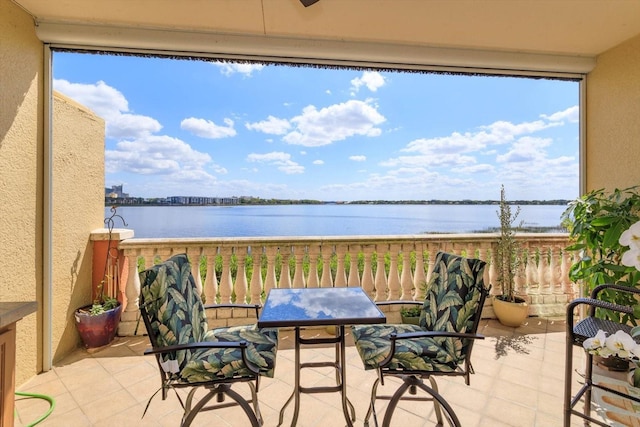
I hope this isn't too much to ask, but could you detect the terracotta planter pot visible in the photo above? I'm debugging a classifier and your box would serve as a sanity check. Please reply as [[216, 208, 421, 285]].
[[401, 315, 421, 325], [74, 303, 122, 348], [492, 296, 528, 327]]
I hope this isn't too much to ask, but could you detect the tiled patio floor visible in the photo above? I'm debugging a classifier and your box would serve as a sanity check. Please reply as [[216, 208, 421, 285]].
[[13, 318, 633, 426]]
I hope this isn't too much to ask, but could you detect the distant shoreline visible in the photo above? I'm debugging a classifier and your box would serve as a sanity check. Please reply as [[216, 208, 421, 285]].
[[106, 199, 571, 207]]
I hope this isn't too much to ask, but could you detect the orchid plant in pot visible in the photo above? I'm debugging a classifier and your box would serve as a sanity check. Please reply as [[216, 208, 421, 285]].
[[584, 219, 640, 385], [74, 207, 127, 348]]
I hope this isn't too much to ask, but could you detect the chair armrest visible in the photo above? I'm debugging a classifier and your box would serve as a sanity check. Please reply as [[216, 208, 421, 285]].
[[144, 340, 248, 356], [204, 303, 262, 318], [567, 296, 640, 328], [375, 300, 422, 307]]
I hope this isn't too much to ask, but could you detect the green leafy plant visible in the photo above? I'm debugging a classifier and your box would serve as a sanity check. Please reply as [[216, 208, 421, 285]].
[[561, 186, 640, 322], [400, 305, 422, 317], [494, 185, 524, 302]]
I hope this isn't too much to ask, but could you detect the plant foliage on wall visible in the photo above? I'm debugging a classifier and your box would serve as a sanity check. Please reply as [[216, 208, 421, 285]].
[[561, 186, 640, 322]]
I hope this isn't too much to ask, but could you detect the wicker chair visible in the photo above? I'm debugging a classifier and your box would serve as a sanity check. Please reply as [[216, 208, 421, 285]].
[[564, 283, 640, 427]]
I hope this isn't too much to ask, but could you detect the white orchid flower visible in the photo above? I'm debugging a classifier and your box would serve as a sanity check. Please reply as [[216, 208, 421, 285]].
[[583, 330, 608, 352], [621, 248, 640, 271], [631, 344, 640, 360], [605, 330, 638, 359], [619, 220, 640, 250]]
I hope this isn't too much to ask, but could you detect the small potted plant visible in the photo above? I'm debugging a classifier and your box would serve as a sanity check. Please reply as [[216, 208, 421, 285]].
[[74, 207, 126, 348], [492, 185, 529, 327], [400, 305, 422, 325]]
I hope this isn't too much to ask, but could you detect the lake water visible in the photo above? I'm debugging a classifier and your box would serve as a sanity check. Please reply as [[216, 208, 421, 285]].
[[109, 204, 568, 238]]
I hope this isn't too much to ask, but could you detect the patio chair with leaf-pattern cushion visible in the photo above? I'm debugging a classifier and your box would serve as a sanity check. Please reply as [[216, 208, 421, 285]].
[[352, 251, 490, 427], [139, 253, 278, 427]]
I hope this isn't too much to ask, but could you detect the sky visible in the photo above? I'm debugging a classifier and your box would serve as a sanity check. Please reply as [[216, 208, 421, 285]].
[[52, 52, 580, 202]]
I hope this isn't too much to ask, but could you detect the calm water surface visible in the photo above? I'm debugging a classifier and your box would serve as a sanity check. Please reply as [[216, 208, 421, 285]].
[[110, 204, 567, 238]]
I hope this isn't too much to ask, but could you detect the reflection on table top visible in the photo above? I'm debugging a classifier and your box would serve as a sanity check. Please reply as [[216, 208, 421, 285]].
[[257, 287, 386, 328]]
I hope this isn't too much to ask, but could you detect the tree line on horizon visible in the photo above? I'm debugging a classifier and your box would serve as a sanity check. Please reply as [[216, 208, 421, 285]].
[[106, 196, 571, 207]]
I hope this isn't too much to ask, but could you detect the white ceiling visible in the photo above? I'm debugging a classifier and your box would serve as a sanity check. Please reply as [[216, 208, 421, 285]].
[[13, 0, 640, 73]]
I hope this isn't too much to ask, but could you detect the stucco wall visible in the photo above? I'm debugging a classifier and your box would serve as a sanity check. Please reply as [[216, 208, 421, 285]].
[[0, 0, 43, 385], [1, 0, 106, 385], [52, 92, 105, 362], [586, 33, 640, 191]]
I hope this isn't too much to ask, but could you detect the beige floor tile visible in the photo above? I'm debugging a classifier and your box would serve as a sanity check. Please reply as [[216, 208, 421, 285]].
[[15, 318, 639, 426]]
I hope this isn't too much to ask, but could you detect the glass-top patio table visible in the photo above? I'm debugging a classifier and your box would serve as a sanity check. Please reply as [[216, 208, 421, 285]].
[[258, 287, 386, 426]]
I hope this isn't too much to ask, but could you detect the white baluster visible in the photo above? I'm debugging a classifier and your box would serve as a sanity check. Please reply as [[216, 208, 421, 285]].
[[187, 248, 203, 298], [540, 247, 551, 294], [219, 246, 233, 304], [236, 247, 249, 304], [203, 247, 218, 304], [292, 245, 306, 288], [279, 246, 292, 289], [347, 244, 361, 289], [264, 245, 278, 294], [334, 244, 348, 287], [249, 246, 263, 304], [119, 249, 141, 336], [361, 245, 375, 299], [400, 243, 414, 300], [374, 244, 388, 301], [413, 244, 427, 300], [320, 245, 334, 288], [307, 244, 320, 288], [386, 244, 399, 300]]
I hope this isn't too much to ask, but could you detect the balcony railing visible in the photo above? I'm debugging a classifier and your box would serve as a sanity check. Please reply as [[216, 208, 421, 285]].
[[101, 232, 574, 335]]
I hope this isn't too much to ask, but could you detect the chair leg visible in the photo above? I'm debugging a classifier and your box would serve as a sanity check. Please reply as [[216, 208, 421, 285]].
[[564, 337, 573, 427], [181, 384, 261, 427], [248, 380, 263, 425], [583, 352, 594, 423], [428, 377, 443, 425], [381, 375, 461, 427], [364, 377, 381, 427]]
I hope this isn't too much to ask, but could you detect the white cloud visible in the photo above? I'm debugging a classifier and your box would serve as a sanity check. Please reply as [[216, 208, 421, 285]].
[[351, 71, 386, 93], [282, 100, 386, 147], [349, 155, 366, 162], [496, 137, 552, 163], [541, 105, 579, 123], [313, 160, 324, 165], [106, 134, 213, 177], [245, 116, 291, 135], [452, 164, 495, 174], [246, 152, 304, 174], [398, 119, 553, 158], [53, 79, 162, 139], [181, 117, 236, 139], [213, 165, 228, 174], [214, 62, 264, 77]]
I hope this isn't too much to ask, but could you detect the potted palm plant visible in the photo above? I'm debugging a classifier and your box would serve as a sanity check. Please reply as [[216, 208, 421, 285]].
[[492, 185, 529, 327], [74, 207, 126, 348]]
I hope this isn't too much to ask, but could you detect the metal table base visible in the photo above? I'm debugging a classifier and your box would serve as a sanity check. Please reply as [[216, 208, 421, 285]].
[[278, 325, 356, 426]]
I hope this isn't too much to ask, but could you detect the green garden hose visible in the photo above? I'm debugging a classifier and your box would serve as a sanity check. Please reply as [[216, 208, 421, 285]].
[[14, 391, 56, 426]]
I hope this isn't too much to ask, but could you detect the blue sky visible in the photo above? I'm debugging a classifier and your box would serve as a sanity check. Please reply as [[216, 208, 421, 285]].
[[53, 52, 579, 202]]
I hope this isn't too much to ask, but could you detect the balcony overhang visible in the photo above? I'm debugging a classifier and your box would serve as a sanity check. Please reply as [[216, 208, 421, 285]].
[[36, 21, 594, 78]]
